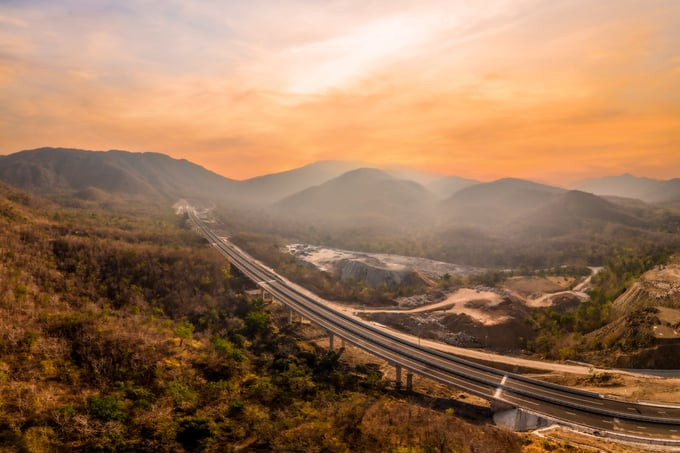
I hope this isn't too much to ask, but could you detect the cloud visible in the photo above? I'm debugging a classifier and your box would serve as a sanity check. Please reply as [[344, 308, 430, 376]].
[[0, 0, 679, 182]]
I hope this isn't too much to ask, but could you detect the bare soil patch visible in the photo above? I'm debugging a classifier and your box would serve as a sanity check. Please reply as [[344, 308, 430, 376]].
[[505, 276, 572, 299], [367, 287, 507, 325]]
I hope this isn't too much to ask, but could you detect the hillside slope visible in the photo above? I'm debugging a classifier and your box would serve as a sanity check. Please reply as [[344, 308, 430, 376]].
[[611, 262, 680, 317], [274, 168, 437, 227], [0, 184, 526, 451], [238, 160, 364, 205], [442, 178, 565, 225], [509, 190, 649, 238], [576, 174, 680, 206], [0, 147, 238, 202]]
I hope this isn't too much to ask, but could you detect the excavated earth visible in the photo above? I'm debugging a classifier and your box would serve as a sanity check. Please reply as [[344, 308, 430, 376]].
[[286, 244, 598, 352], [583, 262, 680, 368]]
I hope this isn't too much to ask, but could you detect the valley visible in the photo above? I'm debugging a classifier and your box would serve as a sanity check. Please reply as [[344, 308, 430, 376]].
[[1, 147, 679, 451]]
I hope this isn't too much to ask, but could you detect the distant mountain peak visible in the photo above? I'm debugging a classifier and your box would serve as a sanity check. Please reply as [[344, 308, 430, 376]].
[[272, 166, 435, 227], [576, 174, 680, 205], [334, 167, 392, 181]]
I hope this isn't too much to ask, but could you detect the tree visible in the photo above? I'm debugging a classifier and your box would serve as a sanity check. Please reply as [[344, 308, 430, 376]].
[[174, 320, 195, 347]]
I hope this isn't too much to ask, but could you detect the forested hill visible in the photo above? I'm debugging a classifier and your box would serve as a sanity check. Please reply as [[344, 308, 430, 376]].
[[0, 184, 527, 451], [0, 147, 238, 202]]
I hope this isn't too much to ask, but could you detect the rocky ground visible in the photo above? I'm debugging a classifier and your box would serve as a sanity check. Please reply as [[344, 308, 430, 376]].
[[610, 263, 680, 340], [286, 243, 481, 286], [355, 277, 587, 351], [576, 261, 680, 368], [357, 286, 532, 349]]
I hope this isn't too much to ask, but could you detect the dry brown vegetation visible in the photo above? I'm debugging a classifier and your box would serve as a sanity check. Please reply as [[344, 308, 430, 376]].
[[0, 186, 536, 452]]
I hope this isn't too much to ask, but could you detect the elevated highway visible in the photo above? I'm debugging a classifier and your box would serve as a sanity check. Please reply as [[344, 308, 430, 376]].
[[187, 208, 680, 445]]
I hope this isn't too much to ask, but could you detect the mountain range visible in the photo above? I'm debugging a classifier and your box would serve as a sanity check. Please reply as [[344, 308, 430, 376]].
[[0, 148, 678, 248], [576, 174, 680, 207]]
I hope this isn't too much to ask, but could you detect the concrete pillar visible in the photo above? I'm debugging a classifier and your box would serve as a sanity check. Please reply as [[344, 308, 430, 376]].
[[406, 372, 413, 392], [341, 338, 345, 349], [395, 365, 402, 390], [493, 408, 548, 431], [260, 288, 265, 299], [288, 308, 293, 325], [329, 333, 335, 351]]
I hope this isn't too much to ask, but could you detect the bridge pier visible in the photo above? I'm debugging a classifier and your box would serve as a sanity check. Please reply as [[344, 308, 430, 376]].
[[329, 333, 335, 351], [288, 308, 293, 325], [406, 372, 413, 392], [493, 407, 549, 431], [395, 365, 402, 390]]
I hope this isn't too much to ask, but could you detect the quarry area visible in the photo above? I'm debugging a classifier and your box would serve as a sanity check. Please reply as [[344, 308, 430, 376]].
[[286, 243, 601, 350], [286, 243, 481, 287], [357, 277, 588, 350]]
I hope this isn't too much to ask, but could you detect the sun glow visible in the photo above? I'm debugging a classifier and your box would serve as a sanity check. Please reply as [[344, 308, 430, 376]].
[[1, 1, 679, 182]]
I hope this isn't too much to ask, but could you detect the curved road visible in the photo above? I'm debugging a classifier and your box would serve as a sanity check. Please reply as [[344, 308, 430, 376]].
[[187, 208, 680, 445]]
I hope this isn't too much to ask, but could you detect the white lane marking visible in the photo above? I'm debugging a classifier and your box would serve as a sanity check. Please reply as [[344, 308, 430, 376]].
[[565, 411, 576, 416], [507, 379, 605, 405], [600, 419, 613, 424], [636, 426, 647, 430], [494, 375, 508, 398]]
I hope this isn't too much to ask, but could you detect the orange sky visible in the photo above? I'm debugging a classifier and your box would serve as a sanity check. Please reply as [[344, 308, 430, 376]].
[[1, 0, 679, 184]]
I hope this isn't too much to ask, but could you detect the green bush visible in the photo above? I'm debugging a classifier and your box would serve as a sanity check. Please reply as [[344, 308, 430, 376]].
[[88, 395, 126, 422], [212, 336, 246, 362], [244, 310, 270, 334]]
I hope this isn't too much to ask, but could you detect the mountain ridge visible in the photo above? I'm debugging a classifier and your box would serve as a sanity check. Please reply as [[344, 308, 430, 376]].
[[441, 178, 567, 226], [238, 160, 366, 205], [273, 167, 437, 227], [0, 147, 238, 202], [575, 174, 680, 206], [1, 147, 677, 239]]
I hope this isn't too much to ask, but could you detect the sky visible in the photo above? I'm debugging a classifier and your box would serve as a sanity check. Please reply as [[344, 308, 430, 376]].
[[1, 0, 679, 184]]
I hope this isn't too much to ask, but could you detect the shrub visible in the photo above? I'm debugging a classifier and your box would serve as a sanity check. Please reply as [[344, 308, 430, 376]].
[[244, 311, 270, 334], [88, 395, 126, 422]]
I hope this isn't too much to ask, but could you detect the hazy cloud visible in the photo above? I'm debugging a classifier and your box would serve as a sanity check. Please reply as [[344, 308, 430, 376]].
[[1, 0, 679, 182]]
